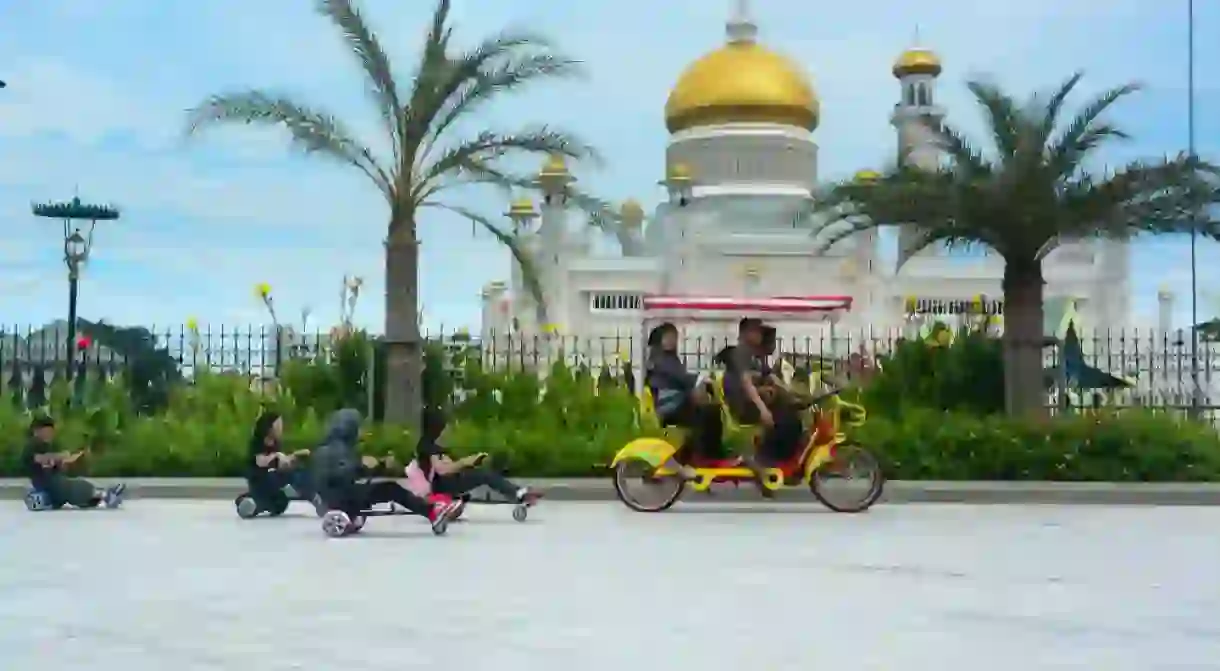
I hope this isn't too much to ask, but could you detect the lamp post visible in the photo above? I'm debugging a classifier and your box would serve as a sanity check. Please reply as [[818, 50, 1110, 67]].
[[1187, 0, 1200, 412], [31, 197, 120, 379]]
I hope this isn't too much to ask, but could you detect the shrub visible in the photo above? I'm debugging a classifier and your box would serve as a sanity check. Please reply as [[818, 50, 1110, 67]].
[[862, 322, 1005, 416], [0, 372, 417, 478], [856, 407, 1220, 481], [3, 349, 1218, 483], [280, 331, 473, 421]]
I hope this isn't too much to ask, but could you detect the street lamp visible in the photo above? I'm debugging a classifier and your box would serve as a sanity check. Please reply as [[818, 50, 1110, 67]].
[[65, 231, 87, 265], [31, 196, 120, 379], [1187, 0, 1200, 413]]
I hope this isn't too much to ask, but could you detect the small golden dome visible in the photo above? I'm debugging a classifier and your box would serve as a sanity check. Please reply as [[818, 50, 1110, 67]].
[[665, 43, 818, 133], [620, 199, 645, 228], [893, 48, 942, 78], [538, 154, 569, 179], [854, 169, 881, 183], [666, 162, 694, 183], [506, 197, 537, 220]]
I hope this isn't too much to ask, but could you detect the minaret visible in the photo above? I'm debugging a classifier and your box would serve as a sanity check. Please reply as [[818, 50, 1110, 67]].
[[890, 39, 944, 262]]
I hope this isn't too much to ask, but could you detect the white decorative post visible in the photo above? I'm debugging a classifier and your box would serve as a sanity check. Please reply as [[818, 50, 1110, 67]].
[[1158, 287, 1175, 336], [658, 163, 696, 294], [505, 196, 540, 332], [535, 155, 573, 333]]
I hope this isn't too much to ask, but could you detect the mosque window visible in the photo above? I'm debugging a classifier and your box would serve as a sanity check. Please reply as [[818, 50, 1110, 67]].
[[903, 85, 915, 106], [916, 84, 930, 106], [589, 292, 642, 313]]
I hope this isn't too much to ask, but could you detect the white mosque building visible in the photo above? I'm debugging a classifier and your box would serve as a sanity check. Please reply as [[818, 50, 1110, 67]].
[[478, 0, 1131, 352]]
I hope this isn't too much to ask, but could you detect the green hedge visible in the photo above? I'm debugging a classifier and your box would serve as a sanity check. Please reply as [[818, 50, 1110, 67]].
[[860, 408, 1220, 482], [1, 336, 1219, 481]]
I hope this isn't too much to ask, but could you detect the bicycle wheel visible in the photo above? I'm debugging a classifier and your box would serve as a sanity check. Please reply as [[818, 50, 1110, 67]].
[[810, 442, 884, 513], [612, 457, 685, 512]]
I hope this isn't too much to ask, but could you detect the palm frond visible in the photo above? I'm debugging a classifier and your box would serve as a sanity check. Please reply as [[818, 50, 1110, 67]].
[[316, 0, 406, 166], [1060, 153, 1220, 238], [965, 79, 1022, 158], [184, 91, 393, 198], [421, 201, 547, 320], [896, 226, 994, 270], [929, 122, 991, 175], [806, 165, 1007, 265], [414, 127, 598, 200], [402, 0, 459, 159], [418, 48, 583, 168], [1047, 81, 1142, 179], [1034, 71, 1084, 147]]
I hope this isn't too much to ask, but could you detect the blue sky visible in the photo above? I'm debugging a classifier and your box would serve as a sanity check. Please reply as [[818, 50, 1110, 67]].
[[0, 0, 1216, 333]]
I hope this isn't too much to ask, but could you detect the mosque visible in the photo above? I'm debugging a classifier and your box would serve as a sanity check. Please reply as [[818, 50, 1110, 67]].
[[478, 0, 1131, 350]]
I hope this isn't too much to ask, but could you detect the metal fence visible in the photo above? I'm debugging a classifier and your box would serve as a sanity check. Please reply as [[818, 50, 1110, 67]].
[[2, 322, 1217, 416]]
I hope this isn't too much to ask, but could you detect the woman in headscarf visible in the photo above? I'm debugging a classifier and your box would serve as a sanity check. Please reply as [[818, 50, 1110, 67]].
[[646, 323, 723, 475]]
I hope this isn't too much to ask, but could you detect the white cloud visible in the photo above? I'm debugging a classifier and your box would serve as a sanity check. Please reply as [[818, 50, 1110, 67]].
[[0, 60, 176, 148]]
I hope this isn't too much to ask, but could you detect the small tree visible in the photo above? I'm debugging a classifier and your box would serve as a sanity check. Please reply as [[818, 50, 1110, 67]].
[[807, 73, 1220, 416]]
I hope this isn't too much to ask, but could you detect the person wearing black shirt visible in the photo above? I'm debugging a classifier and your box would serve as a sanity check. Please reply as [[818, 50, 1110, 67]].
[[719, 318, 792, 496], [417, 406, 543, 506], [23, 415, 125, 508], [645, 322, 724, 475], [312, 408, 460, 533], [246, 411, 311, 505]]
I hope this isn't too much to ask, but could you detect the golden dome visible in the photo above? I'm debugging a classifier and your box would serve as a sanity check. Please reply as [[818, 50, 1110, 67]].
[[666, 162, 694, 183], [854, 169, 881, 183], [538, 155, 569, 179], [506, 197, 537, 220], [893, 48, 942, 78], [665, 42, 818, 133], [620, 199, 645, 228]]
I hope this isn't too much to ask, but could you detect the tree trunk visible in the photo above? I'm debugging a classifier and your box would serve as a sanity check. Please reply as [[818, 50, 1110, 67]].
[[384, 225, 422, 429], [1001, 258, 1048, 418]]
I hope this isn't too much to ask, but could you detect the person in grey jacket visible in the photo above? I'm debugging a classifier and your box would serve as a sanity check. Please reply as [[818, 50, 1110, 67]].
[[313, 408, 459, 533], [645, 323, 723, 475]]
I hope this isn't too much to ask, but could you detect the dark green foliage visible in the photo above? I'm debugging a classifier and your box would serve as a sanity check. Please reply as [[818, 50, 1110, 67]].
[[279, 331, 471, 421], [858, 408, 1220, 482], [862, 323, 1005, 415], [79, 320, 181, 413]]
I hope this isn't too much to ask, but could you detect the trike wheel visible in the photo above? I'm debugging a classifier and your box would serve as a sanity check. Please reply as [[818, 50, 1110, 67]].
[[612, 457, 685, 513], [266, 490, 291, 517], [810, 442, 884, 513]]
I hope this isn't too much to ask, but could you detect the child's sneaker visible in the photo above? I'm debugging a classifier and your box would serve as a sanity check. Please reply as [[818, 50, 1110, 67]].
[[428, 500, 461, 533], [517, 489, 544, 506], [104, 483, 127, 508]]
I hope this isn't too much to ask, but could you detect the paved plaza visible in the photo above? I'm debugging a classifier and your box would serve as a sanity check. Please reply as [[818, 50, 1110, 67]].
[[2, 500, 1219, 670]]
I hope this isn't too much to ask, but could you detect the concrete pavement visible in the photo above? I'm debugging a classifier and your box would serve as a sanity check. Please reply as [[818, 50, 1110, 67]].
[[2, 501, 1219, 670], [3, 477, 1220, 505]]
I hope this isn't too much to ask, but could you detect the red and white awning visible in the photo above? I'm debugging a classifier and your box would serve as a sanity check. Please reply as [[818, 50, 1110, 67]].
[[642, 295, 853, 317]]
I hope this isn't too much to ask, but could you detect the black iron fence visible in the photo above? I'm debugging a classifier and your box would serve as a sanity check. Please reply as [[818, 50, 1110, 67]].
[[2, 322, 1217, 417]]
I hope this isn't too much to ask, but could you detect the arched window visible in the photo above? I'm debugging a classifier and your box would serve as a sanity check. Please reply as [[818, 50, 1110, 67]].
[[916, 84, 930, 106], [903, 84, 915, 106]]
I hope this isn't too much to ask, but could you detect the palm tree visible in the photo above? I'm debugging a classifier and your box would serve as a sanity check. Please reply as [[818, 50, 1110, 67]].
[[807, 73, 1220, 417], [186, 0, 612, 425]]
